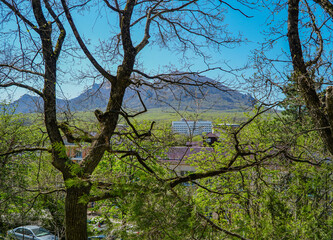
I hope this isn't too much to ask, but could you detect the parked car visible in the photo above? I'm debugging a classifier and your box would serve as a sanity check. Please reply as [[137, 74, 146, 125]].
[[7, 225, 58, 240], [88, 235, 105, 239]]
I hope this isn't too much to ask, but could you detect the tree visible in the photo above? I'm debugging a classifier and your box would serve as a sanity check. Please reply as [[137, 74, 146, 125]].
[[0, 1, 252, 239], [238, 0, 333, 237], [189, 113, 332, 239], [285, 0, 333, 161], [250, 0, 333, 153]]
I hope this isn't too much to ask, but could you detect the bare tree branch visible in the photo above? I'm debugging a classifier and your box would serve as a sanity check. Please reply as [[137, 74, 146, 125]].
[[43, 0, 66, 60], [102, 0, 123, 14], [304, 0, 324, 67], [0, 0, 40, 33], [219, 0, 253, 18], [0, 64, 44, 77], [0, 81, 44, 97], [313, 0, 333, 18], [169, 150, 281, 188], [61, 0, 116, 82], [0, 147, 51, 157]]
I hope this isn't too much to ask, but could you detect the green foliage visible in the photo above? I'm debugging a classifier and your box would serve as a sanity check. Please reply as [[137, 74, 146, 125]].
[[0, 103, 65, 235], [2, 101, 331, 240], [52, 142, 68, 159], [0, 104, 31, 228], [188, 109, 332, 239], [87, 120, 227, 239]]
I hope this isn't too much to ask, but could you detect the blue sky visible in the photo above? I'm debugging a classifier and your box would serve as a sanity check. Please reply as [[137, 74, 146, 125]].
[[0, 1, 289, 102]]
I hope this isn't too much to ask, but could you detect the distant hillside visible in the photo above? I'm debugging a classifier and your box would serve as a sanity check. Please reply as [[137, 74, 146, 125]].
[[11, 94, 67, 114], [11, 74, 255, 113]]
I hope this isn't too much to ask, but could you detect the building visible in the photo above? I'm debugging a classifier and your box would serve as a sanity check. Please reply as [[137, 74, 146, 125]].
[[160, 146, 214, 175], [172, 119, 212, 135], [64, 141, 87, 163], [64, 125, 128, 164], [160, 133, 220, 175]]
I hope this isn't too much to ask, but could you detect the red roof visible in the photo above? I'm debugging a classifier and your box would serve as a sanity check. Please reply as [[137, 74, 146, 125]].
[[206, 133, 218, 138], [164, 146, 214, 161]]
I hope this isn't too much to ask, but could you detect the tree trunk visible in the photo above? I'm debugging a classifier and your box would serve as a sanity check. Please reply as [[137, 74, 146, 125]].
[[65, 186, 90, 240], [287, 0, 333, 155]]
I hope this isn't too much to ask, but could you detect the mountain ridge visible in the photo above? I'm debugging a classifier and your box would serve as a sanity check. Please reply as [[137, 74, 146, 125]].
[[10, 75, 255, 113]]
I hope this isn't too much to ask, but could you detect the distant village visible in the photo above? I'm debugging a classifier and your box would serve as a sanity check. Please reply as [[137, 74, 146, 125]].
[[65, 119, 240, 177]]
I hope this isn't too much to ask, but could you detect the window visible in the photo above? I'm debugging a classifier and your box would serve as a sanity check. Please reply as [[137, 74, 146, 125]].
[[15, 228, 25, 234], [74, 151, 82, 158], [180, 171, 188, 176], [31, 227, 50, 237], [15, 228, 33, 236], [23, 229, 33, 236]]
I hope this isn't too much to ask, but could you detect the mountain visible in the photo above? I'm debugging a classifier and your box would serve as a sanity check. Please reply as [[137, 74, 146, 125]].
[[11, 94, 67, 114], [11, 75, 255, 113]]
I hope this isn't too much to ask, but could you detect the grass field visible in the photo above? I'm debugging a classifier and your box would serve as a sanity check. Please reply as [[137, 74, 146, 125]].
[[68, 108, 252, 124], [18, 108, 276, 130]]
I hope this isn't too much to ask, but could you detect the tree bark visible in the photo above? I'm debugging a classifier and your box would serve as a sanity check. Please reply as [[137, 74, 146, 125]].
[[65, 186, 90, 240], [287, 0, 333, 155], [31, 2, 89, 240]]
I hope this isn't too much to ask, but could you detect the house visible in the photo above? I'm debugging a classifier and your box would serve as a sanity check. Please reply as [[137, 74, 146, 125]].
[[64, 141, 88, 163], [161, 146, 215, 174], [64, 125, 128, 163], [160, 132, 221, 175]]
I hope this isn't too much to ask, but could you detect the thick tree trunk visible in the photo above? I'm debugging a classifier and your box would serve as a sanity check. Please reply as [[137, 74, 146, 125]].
[[65, 186, 90, 240], [287, 0, 333, 155]]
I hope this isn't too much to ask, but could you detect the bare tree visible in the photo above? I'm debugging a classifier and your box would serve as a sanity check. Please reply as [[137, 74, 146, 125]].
[[246, 0, 333, 155], [287, 0, 333, 156]]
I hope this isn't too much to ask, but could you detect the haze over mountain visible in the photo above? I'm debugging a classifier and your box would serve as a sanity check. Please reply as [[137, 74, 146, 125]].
[[10, 75, 255, 113]]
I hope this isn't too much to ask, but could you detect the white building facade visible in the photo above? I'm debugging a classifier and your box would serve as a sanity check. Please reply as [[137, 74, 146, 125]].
[[172, 119, 212, 135]]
